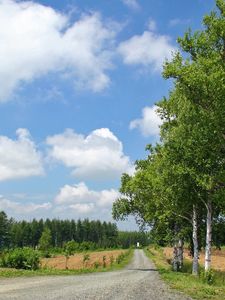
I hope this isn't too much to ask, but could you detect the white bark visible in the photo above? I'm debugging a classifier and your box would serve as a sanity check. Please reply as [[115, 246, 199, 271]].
[[177, 238, 183, 270], [173, 243, 178, 272], [205, 199, 212, 271], [192, 204, 199, 275]]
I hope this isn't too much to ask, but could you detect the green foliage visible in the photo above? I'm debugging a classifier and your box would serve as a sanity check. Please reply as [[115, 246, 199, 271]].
[[0, 211, 148, 253], [0, 211, 10, 249], [93, 261, 100, 269], [109, 255, 114, 266], [0, 212, 121, 251], [79, 241, 97, 251], [0, 247, 40, 270], [38, 227, 52, 257], [116, 252, 126, 264], [64, 240, 79, 255], [82, 253, 90, 267], [200, 269, 215, 285], [102, 255, 106, 268]]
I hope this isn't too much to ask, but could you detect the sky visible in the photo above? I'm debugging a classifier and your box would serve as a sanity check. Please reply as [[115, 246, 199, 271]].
[[0, 0, 216, 230]]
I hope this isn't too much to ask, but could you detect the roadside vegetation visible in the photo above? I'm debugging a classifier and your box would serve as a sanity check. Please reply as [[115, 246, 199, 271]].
[[144, 246, 225, 300], [0, 247, 133, 277]]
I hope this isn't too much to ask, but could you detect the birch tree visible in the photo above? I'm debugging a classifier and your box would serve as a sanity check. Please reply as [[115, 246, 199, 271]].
[[160, 0, 225, 271], [112, 145, 199, 273]]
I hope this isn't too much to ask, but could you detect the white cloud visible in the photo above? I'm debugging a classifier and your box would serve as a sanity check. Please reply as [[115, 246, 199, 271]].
[[122, 0, 140, 10], [0, 183, 119, 219], [0, 196, 51, 215], [98, 189, 119, 207], [0, 128, 44, 181], [0, 0, 117, 102], [147, 18, 157, 31], [118, 30, 175, 71], [69, 203, 95, 214], [54, 182, 119, 215], [46, 128, 133, 180], [130, 105, 162, 137], [55, 182, 96, 205]]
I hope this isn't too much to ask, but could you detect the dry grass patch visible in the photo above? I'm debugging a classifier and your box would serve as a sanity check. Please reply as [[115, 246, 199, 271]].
[[41, 249, 127, 270], [163, 247, 225, 271]]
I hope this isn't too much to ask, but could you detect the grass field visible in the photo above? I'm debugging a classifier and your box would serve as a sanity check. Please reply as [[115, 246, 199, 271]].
[[145, 246, 225, 300]]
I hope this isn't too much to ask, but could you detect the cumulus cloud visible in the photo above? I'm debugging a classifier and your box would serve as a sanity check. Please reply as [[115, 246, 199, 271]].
[[122, 0, 140, 10], [118, 30, 175, 71], [54, 182, 119, 215], [0, 0, 117, 102], [130, 105, 162, 137], [46, 128, 133, 180], [0, 182, 119, 219], [0, 128, 44, 181], [0, 195, 51, 216]]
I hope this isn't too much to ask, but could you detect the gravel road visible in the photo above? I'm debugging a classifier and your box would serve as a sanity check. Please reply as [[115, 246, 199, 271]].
[[0, 249, 192, 300]]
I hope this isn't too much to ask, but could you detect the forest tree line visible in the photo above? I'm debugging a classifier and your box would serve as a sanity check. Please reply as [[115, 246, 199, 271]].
[[0, 211, 148, 250]]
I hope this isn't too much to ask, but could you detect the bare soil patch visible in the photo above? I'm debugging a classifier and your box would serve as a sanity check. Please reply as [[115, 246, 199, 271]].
[[163, 247, 225, 271], [41, 249, 126, 270]]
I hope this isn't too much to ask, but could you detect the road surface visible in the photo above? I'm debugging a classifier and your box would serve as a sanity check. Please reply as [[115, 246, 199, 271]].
[[0, 249, 192, 300]]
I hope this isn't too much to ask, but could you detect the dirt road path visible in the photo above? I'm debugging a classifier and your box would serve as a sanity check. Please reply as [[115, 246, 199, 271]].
[[0, 250, 192, 300]]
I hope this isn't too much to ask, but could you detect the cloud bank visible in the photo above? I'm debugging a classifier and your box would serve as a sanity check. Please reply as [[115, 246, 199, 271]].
[[46, 128, 134, 180], [0, 183, 120, 220], [0, 195, 51, 217], [54, 182, 119, 215], [0, 0, 116, 101]]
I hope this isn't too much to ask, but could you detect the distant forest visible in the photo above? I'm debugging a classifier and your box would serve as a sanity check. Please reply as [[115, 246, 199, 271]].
[[0, 211, 149, 250]]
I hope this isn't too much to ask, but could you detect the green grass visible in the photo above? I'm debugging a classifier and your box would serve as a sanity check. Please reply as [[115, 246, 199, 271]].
[[144, 246, 225, 300], [0, 249, 134, 278]]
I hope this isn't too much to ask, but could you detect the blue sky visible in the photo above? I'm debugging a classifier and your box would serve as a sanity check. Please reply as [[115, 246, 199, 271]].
[[0, 0, 215, 229]]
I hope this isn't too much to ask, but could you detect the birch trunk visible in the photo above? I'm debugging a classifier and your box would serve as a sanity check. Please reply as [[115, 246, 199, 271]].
[[205, 199, 212, 271], [192, 204, 199, 275], [173, 242, 178, 272], [177, 238, 183, 270]]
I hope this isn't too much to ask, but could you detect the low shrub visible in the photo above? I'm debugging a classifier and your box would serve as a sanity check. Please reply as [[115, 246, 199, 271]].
[[41, 251, 51, 258], [93, 261, 100, 269], [64, 240, 79, 254], [200, 269, 215, 285], [110, 255, 114, 266], [102, 255, 106, 268], [79, 241, 97, 251], [0, 248, 40, 270], [116, 253, 126, 264], [83, 253, 90, 267]]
